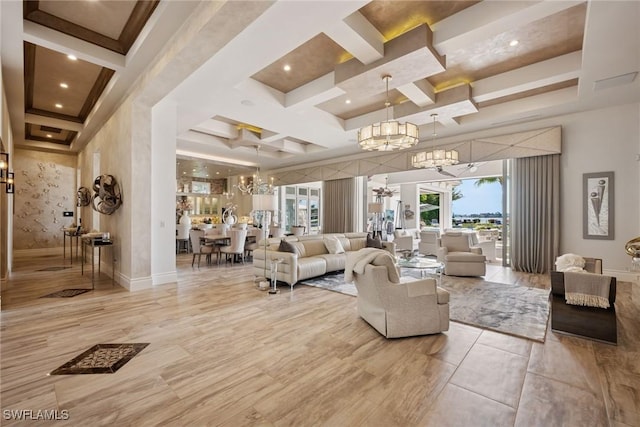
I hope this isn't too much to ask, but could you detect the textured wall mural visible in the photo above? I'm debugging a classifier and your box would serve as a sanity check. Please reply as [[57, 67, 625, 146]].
[[13, 149, 76, 250]]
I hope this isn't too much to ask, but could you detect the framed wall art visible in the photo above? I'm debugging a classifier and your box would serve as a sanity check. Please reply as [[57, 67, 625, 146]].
[[583, 171, 614, 240]]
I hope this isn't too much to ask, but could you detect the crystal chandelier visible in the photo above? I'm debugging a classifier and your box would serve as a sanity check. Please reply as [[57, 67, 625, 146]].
[[358, 75, 419, 151], [411, 113, 459, 168], [235, 145, 274, 195]]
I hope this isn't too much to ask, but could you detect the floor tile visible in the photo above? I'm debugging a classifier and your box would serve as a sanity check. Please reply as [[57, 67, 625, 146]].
[[528, 337, 602, 395], [450, 342, 529, 408], [413, 321, 481, 366], [477, 329, 533, 357], [419, 383, 516, 427], [515, 373, 608, 427]]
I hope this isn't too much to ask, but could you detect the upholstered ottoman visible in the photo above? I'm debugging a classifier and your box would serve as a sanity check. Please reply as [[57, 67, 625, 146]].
[[443, 253, 486, 276]]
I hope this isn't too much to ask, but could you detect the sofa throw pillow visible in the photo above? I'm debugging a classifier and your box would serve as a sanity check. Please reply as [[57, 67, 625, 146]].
[[278, 239, 298, 255], [366, 234, 383, 249], [323, 236, 345, 254]]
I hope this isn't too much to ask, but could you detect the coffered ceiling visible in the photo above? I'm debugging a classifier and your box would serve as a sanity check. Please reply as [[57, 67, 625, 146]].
[[171, 0, 639, 171], [1, 0, 198, 151], [2, 1, 639, 177], [17, 1, 159, 147]]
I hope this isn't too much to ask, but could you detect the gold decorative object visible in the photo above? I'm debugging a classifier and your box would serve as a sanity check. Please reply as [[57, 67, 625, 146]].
[[624, 236, 640, 257], [624, 236, 640, 271], [76, 187, 91, 207], [92, 174, 122, 215]]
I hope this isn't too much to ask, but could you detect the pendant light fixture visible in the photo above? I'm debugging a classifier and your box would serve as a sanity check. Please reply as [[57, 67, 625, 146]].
[[357, 75, 419, 151]]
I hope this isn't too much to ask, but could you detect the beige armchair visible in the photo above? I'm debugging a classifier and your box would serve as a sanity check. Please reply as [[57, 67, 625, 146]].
[[418, 230, 440, 256], [437, 233, 486, 276], [393, 228, 420, 252], [346, 249, 449, 338]]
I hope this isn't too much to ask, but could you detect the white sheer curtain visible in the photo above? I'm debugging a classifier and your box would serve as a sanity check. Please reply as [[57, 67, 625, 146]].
[[323, 178, 356, 233], [511, 154, 560, 273]]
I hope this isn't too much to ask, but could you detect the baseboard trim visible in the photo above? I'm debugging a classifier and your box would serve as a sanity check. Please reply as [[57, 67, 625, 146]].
[[14, 247, 64, 257], [153, 271, 178, 286], [119, 274, 153, 291], [603, 268, 640, 283]]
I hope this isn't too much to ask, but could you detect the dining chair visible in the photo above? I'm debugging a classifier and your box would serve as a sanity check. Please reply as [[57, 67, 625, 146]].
[[219, 229, 248, 265], [176, 224, 191, 253], [189, 229, 215, 267]]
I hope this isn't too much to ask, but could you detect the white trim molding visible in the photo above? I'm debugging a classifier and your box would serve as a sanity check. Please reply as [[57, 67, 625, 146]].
[[153, 271, 178, 286]]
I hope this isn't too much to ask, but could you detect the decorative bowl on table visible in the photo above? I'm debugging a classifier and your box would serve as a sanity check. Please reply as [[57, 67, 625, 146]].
[[397, 250, 416, 261]]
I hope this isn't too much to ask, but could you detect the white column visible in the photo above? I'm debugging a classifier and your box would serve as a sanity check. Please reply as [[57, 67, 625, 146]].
[[440, 187, 453, 230], [400, 183, 420, 229], [151, 99, 178, 286]]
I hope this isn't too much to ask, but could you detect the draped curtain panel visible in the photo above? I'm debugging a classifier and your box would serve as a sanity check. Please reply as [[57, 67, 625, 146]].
[[511, 154, 560, 273], [323, 178, 356, 233]]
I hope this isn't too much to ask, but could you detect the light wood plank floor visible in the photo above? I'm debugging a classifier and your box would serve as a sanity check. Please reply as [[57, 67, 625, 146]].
[[1, 252, 639, 426]]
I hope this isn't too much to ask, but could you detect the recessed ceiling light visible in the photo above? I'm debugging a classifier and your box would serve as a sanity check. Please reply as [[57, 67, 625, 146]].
[[46, 134, 52, 138], [509, 40, 519, 47], [216, 171, 219, 175], [60, 83, 68, 89], [283, 64, 291, 72], [55, 103, 63, 108], [67, 54, 77, 61], [345, 99, 351, 104], [183, 171, 186, 175]]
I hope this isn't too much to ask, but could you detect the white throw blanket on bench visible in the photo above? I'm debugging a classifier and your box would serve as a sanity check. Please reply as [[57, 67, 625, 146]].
[[564, 271, 611, 309]]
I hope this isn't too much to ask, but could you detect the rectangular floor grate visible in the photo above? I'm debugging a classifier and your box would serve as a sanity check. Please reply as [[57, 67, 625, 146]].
[[49, 343, 150, 375], [36, 266, 72, 271], [41, 289, 90, 298]]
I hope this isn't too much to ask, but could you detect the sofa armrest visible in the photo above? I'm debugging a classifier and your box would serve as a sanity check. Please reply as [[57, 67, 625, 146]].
[[470, 246, 483, 255], [382, 241, 396, 256], [401, 277, 437, 298], [253, 249, 297, 263], [436, 247, 448, 262], [253, 249, 299, 284]]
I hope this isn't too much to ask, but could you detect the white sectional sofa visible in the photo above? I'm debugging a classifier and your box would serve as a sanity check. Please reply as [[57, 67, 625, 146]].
[[252, 232, 396, 289]]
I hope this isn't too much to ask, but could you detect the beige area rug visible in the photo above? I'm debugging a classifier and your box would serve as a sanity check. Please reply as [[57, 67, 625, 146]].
[[300, 271, 550, 342]]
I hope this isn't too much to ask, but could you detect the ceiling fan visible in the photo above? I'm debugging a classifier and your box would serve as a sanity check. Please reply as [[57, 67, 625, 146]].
[[434, 162, 482, 178], [434, 165, 457, 177], [372, 176, 397, 197]]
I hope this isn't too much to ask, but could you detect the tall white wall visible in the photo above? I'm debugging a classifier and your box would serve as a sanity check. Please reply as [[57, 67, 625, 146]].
[[0, 61, 13, 284], [151, 100, 178, 285], [558, 102, 640, 276], [77, 99, 136, 287]]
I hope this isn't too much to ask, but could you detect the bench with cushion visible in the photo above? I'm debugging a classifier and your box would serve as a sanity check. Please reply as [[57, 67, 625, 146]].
[[550, 257, 617, 344]]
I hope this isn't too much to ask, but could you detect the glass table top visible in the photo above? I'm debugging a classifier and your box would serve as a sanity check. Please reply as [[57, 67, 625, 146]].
[[396, 257, 443, 269]]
